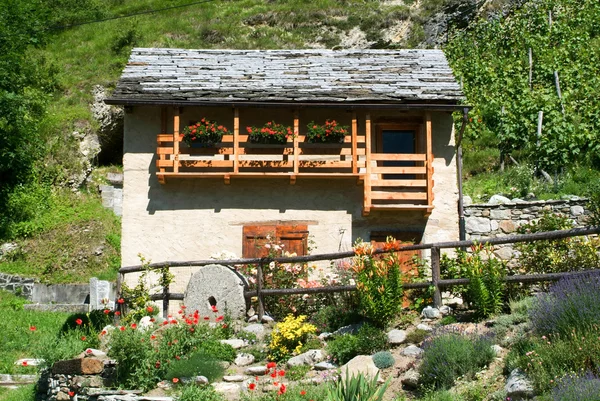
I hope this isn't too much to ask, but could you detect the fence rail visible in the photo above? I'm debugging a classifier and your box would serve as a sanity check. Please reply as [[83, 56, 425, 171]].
[[117, 226, 600, 319]]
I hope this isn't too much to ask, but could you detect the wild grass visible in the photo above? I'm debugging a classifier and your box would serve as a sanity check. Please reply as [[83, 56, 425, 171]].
[[0, 291, 73, 374], [0, 188, 120, 283], [0, 385, 36, 401]]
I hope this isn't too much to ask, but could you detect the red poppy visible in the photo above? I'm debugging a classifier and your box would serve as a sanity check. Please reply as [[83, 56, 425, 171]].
[[266, 362, 277, 369], [100, 330, 107, 336], [22, 361, 28, 367], [300, 390, 306, 396], [204, 316, 210, 321], [103, 309, 110, 314], [278, 383, 286, 395], [86, 349, 93, 354], [172, 378, 179, 383], [146, 306, 153, 313], [115, 311, 121, 316], [211, 305, 218, 313], [278, 370, 285, 377], [81, 336, 86, 341], [216, 315, 224, 322], [117, 298, 125, 304], [119, 326, 125, 331], [29, 326, 36, 331], [68, 391, 75, 397], [155, 361, 161, 368], [248, 383, 256, 391], [131, 323, 137, 329], [75, 318, 83, 325], [270, 372, 277, 378]]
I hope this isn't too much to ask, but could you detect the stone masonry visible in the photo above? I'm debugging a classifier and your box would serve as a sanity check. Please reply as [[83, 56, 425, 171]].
[[464, 198, 591, 262]]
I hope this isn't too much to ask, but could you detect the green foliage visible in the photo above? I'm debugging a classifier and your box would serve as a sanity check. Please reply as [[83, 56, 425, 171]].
[[353, 238, 404, 328], [372, 351, 395, 369], [587, 180, 600, 226], [285, 364, 311, 381], [419, 332, 495, 391], [177, 384, 225, 401], [406, 329, 430, 344], [164, 351, 224, 383], [0, 384, 36, 401], [445, 0, 600, 172], [268, 315, 317, 361], [326, 324, 388, 365], [326, 372, 389, 401], [309, 304, 362, 334], [515, 212, 600, 274], [514, 327, 600, 394], [439, 316, 458, 326], [441, 245, 506, 319]]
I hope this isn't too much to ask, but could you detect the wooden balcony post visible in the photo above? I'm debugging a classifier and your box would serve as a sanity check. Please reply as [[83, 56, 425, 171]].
[[234, 107, 240, 174], [293, 110, 299, 182], [363, 113, 372, 216], [352, 111, 358, 174], [425, 113, 433, 206], [159, 107, 167, 174], [173, 107, 181, 174]]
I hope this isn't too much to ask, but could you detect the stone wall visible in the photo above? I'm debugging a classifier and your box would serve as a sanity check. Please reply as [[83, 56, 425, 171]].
[[464, 198, 591, 261], [0, 273, 35, 299]]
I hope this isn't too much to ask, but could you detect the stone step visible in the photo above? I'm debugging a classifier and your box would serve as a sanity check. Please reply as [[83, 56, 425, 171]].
[[23, 303, 89, 313]]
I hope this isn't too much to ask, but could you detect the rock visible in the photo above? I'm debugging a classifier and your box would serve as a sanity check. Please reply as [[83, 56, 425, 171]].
[[212, 382, 241, 397], [245, 366, 267, 375], [512, 198, 525, 203], [387, 329, 407, 345], [138, 316, 153, 332], [571, 205, 585, 216], [72, 375, 104, 388], [489, 194, 512, 205], [56, 391, 71, 401], [184, 264, 248, 320], [0, 242, 18, 258], [220, 339, 246, 349], [499, 220, 516, 233], [77, 349, 107, 360], [463, 195, 472, 206], [52, 358, 103, 375], [314, 362, 337, 371], [14, 358, 44, 366], [505, 369, 534, 400], [223, 375, 247, 382], [334, 323, 362, 336], [340, 355, 379, 380], [491, 345, 503, 356], [247, 315, 258, 323], [91, 85, 124, 165], [416, 324, 433, 332], [402, 345, 424, 357], [421, 306, 440, 319], [465, 217, 491, 233], [439, 305, 452, 315], [318, 332, 332, 340], [195, 376, 209, 385], [243, 324, 265, 339], [234, 353, 255, 367], [490, 209, 511, 220], [287, 350, 324, 367], [261, 315, 274, 323], [494, 247, 513, 260], [490, 220, 499, 231], [400, 368, 420, 389]]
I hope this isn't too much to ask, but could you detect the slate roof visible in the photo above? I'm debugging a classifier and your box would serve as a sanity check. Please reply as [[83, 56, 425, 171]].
[[105, 48, 464, 106]]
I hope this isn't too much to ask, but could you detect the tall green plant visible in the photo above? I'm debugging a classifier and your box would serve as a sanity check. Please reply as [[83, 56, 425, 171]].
[[352, 238, 404, 328], [327, 371, 389, 401], [441, 244, 506, 319]]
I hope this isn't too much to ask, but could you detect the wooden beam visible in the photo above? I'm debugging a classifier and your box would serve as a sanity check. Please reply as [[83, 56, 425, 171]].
[[173, 107, 181, 174], [425, 112, 433, 207], [364, 113, 372, 216], [371, 179, 427, 187], [371, 166, 427, 174], [352, 111, 358, 174], [371, 153, 427, 161], [293, 110, 299, 176], [371, 191, 428, 201], [233, 108, 240, 174], [160, 107, 167, 174]]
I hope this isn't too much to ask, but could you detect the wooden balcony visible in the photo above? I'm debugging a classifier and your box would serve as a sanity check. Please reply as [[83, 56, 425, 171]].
[[156, 111, 434, 215]]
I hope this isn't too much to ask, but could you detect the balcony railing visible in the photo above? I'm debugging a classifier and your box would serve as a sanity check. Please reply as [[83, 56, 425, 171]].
[[155, 111, 434, 215]]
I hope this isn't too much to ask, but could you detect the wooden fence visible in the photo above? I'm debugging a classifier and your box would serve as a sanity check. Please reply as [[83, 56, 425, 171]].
[[117, 226, 600, 319]]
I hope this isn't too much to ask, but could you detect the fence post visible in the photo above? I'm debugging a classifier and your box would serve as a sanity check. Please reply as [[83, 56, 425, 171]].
[[431, 246, 442, 307], [256, 262, 265, 321], [162, 268, 169, 320]]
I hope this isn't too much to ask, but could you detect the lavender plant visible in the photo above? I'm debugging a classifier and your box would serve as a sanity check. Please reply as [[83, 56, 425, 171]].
[[529, 270, 600, 337], [551, 371, 600, 401]]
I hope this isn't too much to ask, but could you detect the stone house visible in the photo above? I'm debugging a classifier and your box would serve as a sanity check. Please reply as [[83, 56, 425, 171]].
[[106, 48, 465, 292]]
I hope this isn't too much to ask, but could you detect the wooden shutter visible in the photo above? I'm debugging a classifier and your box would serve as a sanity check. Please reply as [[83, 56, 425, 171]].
[[277, 225, 308, 256], [370, 231, 422, 275], [242, 224, 308, 258]]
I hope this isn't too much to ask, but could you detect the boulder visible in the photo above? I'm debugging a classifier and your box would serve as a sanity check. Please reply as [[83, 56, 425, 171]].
[[52, 358, 103, 375], [340, 355, 379, 380], [416, 324, 433, 332], [314, 362, 337, 371], [387, 329, 407, 345], [421, 306, 440, 319], [465, 217, 491, 234], [234, 353, 255, 367], [402, 345, 424, 357], [184, 264, 248, 320], [245, 366, 267, 375], [287, 349, 324, 367], [439, 305, 452, 316], [400, 369, 420, 389], [505, 369, 534, 400], [223, 375, 247, 382], [242, 324, 265, 340], [220, 339, 246, 349], [489, 195, 512, 205]]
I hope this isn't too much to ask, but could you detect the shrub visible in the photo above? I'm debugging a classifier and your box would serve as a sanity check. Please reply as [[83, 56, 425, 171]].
[[406, 328, 430, 344], [372, 351, 395, 369], [419, 331, 495, 391], [268, 315, 317, 361], [441, 244, 506, 319], [310, 304, 362, 334], [529, 270, 600, 337], [164, 351, 224, 383], [326, 372, 389, 401], [551, 371, 600, 401], [326, 324, 388, 365], [197, 340, 236, 363], [439, 316, 457, 326], [353, 238, 404, 328], [515, 212, 600, 274]]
